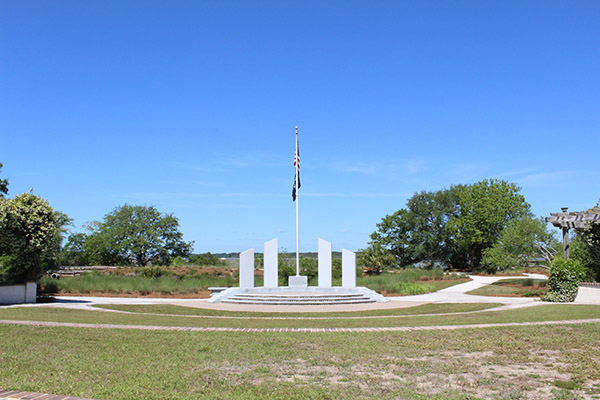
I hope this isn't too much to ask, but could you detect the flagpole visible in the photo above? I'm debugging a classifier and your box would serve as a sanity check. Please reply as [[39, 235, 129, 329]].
[[295, 126, 300, 277]]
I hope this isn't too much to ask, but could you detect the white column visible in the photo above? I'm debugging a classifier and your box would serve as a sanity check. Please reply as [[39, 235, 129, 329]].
[[318, 238, 332, 288], [342, 248, 356, 288], [264, 238, 278, 287], [239, 248, 255, 288]]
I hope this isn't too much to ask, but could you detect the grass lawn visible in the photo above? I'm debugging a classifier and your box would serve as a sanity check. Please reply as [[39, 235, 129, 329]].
[[0, 304, 598, 329], [467, 278, 548, 298], [0, 305, 599, 400], [94, 302, 499, 318]]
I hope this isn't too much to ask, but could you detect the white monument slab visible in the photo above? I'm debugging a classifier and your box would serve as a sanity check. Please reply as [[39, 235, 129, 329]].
[[288, 275, 308, 287], [239, 248, 254, 288], [342, 248, 356, 288], [264, 238, 278, 287], [318, 238, 332, 288]]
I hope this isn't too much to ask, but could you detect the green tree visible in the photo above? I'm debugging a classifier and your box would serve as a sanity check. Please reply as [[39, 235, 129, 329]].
[[370, 187, 461, 267], [0, 163, 8, 197], [358, 243, 396, 274], [86, 204, 193, 266], [0, 193, 68, 283], [370, 179, 531, 270], [482, 216, 557, 273], [571, 207, 600, 281], [448, 179, 530, 269], [58, 233, 91, 266]]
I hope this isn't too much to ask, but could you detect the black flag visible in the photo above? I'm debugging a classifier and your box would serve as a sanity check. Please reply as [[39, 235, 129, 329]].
[[292, 136, 300, 201]]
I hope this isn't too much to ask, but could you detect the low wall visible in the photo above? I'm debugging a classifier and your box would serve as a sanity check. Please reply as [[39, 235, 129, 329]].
[[0, 282, 37, 305]]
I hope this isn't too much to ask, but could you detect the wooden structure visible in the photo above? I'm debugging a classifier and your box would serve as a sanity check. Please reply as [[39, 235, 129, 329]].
[[546, 207, 600, 260]]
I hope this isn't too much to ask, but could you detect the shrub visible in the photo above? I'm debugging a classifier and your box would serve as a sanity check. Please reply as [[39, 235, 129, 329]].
[[139, 266, 167, 278], [541, 258, 586, 303]]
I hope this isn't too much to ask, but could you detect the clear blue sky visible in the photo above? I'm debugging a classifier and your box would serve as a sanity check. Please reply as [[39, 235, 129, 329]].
[[1, 1, 599, 253]]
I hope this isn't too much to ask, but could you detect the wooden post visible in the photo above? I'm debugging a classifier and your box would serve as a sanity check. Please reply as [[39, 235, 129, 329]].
[[561, 207, 570, 260], [562, 227, 570, 260]]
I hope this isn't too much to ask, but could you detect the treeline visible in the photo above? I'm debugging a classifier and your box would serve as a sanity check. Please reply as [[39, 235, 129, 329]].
[[365, 179, 600, 280]]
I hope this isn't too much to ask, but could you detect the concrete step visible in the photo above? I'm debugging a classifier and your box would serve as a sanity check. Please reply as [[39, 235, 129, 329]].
[[221, 298, 376, 305], [232, 293, 365, 300], [221, 292, 376, 305]]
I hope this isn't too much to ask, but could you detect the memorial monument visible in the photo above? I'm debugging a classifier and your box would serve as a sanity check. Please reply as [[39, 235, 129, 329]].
[[208, 127, 388, 305]]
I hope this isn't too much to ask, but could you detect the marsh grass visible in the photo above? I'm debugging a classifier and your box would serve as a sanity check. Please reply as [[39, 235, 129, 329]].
[[40, 272, 237, 296], [345, 269, 468, 295], [41, 267, 467, 297]]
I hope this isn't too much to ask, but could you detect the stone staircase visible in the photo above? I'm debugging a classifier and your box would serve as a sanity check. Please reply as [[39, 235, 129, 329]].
[[221, 292, 376, 305]]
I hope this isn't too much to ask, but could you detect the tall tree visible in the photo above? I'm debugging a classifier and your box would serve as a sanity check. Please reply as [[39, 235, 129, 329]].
[[370, 187, 461, 267], [449, 179, 531, 268], [88, 204, 193, 266], [0, 163, 8, 197], [370, 179, 531, 270], [0, 193, 69, 283]]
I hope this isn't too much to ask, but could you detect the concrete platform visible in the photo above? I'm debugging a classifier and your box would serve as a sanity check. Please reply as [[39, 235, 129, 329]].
[[207, 285, 389, 304]]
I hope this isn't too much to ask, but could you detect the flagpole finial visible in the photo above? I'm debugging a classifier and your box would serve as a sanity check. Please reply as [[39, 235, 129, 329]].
[[295, 126, 298, 132]]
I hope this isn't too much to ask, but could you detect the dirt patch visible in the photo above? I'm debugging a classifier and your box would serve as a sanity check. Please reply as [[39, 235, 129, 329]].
[[212, 349, 592, 399]]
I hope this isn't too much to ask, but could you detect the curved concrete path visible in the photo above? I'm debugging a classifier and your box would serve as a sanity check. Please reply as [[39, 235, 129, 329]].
[[2, 274, 598, 312]]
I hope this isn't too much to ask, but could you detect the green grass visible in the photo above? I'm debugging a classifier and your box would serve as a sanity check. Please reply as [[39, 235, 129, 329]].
[[468, 279, 548, 297], [93, 302, 501, 318], [0, 321, 598, 399], [0, 304, 598, 329]]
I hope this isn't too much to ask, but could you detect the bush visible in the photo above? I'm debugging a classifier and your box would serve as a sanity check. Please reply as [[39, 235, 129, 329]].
[[541, 258, 586, 303], [139, 266, 169, 278]]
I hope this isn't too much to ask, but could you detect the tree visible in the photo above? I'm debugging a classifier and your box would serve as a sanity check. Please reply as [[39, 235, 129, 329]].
[[0, 192, 68, 283], [482, 216, 558, 272], [87, 204, 193, 266], [571, 207, 600, 281], [58, 233, 91, 266], [370, 179, 531, 270], [370, 187, 461, 267], [448, 179, 531, 269], [0, 163, 8, 197]]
